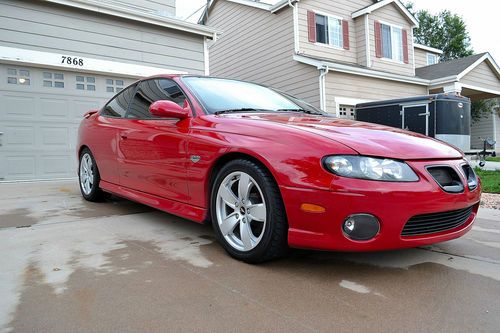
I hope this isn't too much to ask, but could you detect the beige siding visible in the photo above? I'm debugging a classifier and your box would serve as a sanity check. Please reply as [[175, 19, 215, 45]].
[[470, 112, 495, 150], [325, 72, 427, 112], [208, 0, 320, 107], [414, 48, 429, 68], [355, 17, 367, 66], [461, 61, 500, 92], [0, 0, 205, 74], [118, 0, 175, 16], [368, 3, 415, 76], [297, 0, 373, 65]]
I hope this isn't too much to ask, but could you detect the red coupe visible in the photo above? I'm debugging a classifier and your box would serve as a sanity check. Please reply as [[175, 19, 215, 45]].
[[77, 75, 481, 263]]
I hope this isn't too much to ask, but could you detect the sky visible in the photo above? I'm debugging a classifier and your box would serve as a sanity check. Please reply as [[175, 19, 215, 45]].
[[176, 0, 500, 61]]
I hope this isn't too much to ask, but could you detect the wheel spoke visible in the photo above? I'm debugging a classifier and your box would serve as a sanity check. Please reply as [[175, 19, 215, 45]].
[[219, 185, 238, 209], [220, 213, 239, 236], [238, 173, 251, 201], [248, 203, 266, 222], [240, 220, 254, 251]]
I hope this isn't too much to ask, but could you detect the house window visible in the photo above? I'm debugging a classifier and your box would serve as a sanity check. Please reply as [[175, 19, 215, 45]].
[[106, 79, 125, 93], [76, 76, 96, 91], [381, 23, 403, 62], [7, 68, 31, 85], [315, 14, 343, 48], [43, 72, 65, 88], [427, 53, 438, 65]]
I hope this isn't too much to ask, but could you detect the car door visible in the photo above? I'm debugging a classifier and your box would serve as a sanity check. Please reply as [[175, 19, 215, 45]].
[[117, 78, 190, 202], [92, 83, 138, 185]]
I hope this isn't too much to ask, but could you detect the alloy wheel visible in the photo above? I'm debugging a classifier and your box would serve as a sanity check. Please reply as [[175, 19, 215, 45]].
[[215, 171, 267, 252], [79, 153, 94, 195]]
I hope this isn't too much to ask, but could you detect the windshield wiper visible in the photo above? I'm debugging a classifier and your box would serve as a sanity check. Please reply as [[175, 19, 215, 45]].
[[214, 108, 274, 115], [276, 108, 323, 115]]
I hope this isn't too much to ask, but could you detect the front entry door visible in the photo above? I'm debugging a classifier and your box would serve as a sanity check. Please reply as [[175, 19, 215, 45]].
[[117, 78, 191, 202], [402, 104, 429, 136]]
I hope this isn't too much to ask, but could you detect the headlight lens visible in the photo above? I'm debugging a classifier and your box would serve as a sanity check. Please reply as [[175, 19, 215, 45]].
[[323, 155, 418, 182]]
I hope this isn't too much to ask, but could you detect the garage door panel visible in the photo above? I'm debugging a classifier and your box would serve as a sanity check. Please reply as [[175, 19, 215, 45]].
[[41, 155, 72, 176], [40, 98, 70, 119], [6, 156, 37, 179], [73, 100, 102, 120], [0, 64, 127, 181], [5, 126, 35, 147], [40, 127, 70, 147], [2, 94, 36, 119]]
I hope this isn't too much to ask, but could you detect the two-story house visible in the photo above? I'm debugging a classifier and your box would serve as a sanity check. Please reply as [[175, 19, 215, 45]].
[[202, 0, 500, 152]]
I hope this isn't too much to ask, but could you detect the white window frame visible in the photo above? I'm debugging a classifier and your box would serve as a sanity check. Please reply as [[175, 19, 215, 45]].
[[379, 21, 404, 63], [314, 11, 344, 50], [427, 53, 438, 65]]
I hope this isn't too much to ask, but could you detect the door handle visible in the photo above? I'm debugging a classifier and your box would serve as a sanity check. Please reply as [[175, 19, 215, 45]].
[[0, 132, 3, 146]]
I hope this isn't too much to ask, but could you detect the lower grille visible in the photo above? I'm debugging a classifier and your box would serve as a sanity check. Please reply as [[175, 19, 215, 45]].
[[402, 206, 474, 237]]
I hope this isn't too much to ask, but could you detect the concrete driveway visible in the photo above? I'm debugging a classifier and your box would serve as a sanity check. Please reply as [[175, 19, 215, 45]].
[[1, 181, 499, 332]]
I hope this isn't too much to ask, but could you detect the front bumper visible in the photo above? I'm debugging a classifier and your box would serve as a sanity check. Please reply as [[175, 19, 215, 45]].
[[281, 159, 481, 251]]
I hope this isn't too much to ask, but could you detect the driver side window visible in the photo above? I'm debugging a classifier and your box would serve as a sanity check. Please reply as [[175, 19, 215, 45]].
[[127, 79, 187, 119]]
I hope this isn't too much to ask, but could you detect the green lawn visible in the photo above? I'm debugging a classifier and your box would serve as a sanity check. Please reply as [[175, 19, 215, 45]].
[[486, 156, 500, 162], [475, 168, 500, 194]]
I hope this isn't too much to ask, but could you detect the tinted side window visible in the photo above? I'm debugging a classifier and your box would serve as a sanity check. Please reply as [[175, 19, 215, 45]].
[[101, 83, 137, 117], [127, 79, 187, 119]]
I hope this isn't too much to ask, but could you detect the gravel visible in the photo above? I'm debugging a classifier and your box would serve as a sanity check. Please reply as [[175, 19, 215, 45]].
[[480, 193, 500, 210]]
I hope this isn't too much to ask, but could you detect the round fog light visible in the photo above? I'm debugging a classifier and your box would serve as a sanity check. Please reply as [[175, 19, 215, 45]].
[[342, 214, 380, 241]]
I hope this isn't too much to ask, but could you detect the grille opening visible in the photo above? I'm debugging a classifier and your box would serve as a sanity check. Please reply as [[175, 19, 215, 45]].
[[427, 166, 464, 193], [402, 205, 474, 236], [462, 164, 478, 190]]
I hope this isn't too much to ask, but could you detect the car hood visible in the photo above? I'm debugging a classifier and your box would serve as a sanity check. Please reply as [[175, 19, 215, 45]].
[[217, 113, 463, 160]]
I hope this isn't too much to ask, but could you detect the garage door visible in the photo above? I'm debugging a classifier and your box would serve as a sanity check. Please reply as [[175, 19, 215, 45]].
[[0, 64, 135, 181]]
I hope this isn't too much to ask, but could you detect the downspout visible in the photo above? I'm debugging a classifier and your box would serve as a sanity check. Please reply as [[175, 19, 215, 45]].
[[319, 66, 329, 112], [287, 0, 300, 54], [203, 32, 218, 76]]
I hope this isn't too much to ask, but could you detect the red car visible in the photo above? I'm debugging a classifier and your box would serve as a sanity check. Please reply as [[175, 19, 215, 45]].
[[77, 75, 481, 263]]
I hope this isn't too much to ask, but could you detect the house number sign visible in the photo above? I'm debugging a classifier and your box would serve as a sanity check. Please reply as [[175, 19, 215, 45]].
[[61, 56, 84, 67]]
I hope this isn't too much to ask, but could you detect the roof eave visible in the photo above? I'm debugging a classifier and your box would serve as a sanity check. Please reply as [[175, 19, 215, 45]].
[[47, 0, 219, 38]]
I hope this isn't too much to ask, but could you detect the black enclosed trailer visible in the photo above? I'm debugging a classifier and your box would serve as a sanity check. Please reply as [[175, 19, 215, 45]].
[[355, 94, 471, 151]]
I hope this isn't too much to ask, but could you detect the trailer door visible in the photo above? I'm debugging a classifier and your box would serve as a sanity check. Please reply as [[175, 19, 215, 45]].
[[401, 104, 429, 136]]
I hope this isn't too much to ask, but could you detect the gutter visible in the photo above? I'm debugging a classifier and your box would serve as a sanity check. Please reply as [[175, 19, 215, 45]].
[[319, 66, 330, 111]]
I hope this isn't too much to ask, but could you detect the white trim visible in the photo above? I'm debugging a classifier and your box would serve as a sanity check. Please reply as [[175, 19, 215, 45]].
[[352, 0, 419, 27], [46, 0, 219, 38], [426, 53, 439, 66], [0, 46, 187, 78], [414, 43, 443, 54], [204, 38, 210, 75], [292, 1, 300, 54], [227, 0, 272, 11], [378, 20, 405, 63], [334, 96, 373, 117], [461, 83, 500, 96], [319, 67, 329, 111], [271, 0, 300, 13], [428, 75, 459, 86], [365, 14, 371, 67], [314, 11, 345, 49], [293, 54, 429, 86], [457, 53, 500, 80]]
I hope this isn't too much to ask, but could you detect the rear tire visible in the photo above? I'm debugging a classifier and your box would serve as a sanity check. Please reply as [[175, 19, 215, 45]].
[[79, 148, 110, 202], [211, 159, 288, 263]]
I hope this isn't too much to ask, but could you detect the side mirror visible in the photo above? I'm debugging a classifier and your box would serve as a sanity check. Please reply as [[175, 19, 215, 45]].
[[149, 100, 190, 119]]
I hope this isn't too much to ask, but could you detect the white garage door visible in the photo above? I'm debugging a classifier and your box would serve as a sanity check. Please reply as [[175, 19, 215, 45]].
[[0, 64, 135, 181]]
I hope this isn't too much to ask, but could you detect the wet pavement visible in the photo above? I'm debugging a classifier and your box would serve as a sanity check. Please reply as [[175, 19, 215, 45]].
[[1, 181, 499, 332]]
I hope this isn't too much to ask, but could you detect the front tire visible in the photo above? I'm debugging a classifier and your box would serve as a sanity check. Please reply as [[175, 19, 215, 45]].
[[79, 148, 109, 202], [211, 159, 288, 263]]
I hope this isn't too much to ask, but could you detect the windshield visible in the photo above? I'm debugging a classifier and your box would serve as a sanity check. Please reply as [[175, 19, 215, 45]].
[[182, 77, 323, 115]]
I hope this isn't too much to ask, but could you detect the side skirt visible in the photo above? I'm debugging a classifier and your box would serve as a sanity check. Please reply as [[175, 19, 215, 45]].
[[100, 181, 207, 223]]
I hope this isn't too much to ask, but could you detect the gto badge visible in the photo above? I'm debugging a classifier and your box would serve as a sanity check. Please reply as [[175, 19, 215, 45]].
[[190, 155, 201, 163]]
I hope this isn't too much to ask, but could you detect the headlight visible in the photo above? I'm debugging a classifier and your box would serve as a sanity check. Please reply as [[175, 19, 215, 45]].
[[323, 155, 418, 182]]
